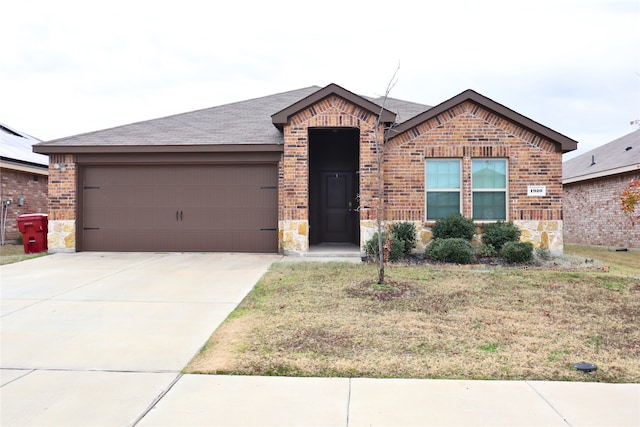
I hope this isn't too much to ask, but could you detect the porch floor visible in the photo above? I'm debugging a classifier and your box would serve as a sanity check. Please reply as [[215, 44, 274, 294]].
[[308, 243, 361, 255]]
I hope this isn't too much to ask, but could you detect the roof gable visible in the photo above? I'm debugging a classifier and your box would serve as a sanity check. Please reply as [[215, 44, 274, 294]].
[[271, 83, 396, 129], [390, 89, 578, 153], [563, 129, 640, 183]]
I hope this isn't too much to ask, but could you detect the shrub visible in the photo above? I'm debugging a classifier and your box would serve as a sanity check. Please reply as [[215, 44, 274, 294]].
[[425, 238, 476, 264], [365, 232, 405, 262], [476, 243, 498, 257], [501, 241, 534, 263], [390, 222, 417, 255], [431, 213, 476, 241], [481, 221, 521, 250], [535, 247, 552, 261]]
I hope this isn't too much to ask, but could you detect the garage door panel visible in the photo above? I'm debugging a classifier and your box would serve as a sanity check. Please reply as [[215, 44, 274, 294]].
[[81, 164, 277, 252], [181, 229, 277, 252]]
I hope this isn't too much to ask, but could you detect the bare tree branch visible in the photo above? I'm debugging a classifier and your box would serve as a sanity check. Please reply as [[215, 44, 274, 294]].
[[372, 63, 400, 284]]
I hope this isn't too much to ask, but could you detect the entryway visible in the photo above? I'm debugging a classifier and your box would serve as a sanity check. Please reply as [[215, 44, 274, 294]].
[[308, 128, 360, 246]]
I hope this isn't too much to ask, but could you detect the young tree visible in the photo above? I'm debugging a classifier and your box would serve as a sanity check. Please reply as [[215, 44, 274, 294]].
[[372, 66, 399, 284], [620, 179, 640, 226]]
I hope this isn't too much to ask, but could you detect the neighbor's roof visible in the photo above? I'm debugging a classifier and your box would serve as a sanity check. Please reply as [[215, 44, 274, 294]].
[[563, 129, 640, 184], [0, 122, 48, 167]]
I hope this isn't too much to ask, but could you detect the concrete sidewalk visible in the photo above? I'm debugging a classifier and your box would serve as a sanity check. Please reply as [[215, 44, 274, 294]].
[[1, 253, 639, 426], [136, 375, 639, 427]]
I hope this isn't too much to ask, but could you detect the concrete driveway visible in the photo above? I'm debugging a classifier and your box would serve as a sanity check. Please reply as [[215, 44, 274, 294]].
[[1, 252, 280, 426]]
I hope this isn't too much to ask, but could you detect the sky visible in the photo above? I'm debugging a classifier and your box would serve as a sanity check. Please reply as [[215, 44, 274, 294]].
[[1, 0, 639, 160]]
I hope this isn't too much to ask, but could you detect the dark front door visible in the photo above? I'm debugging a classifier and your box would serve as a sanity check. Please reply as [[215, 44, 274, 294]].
[[320, 171, 356, 242]]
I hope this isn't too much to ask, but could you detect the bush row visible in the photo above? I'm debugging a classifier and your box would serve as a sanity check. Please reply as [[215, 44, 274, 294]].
[[364, 214, 535, 264]]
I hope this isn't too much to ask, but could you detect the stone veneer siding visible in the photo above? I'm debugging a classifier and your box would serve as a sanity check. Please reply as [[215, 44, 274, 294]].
[[46, 154, 77, 252], [0, 167, 48, 241], [564, 171, 640, 249]]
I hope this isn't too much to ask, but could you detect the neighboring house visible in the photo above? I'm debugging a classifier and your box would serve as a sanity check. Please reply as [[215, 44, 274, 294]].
[[563, 129, 640, 249], [33, 84, 576, 254], [0, 122, 49, 243]]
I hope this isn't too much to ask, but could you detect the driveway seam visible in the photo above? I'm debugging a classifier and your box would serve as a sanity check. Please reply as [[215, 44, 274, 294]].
[[0, 369, 35, 387], [131, 373, 183, 427], [1, 367, 180, 374]]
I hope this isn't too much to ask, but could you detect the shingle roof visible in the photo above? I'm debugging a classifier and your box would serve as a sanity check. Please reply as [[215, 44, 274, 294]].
[[364, 96, 432, 124], [33, 85, 575, 157], [563, 129, 640, 183], [36, 86, 322, 148], [33, 85, 433, 153], [0, 122, 48, 167]]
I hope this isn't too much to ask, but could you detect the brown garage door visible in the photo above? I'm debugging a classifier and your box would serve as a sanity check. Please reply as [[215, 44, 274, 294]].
[[81, 164, 278, 252]]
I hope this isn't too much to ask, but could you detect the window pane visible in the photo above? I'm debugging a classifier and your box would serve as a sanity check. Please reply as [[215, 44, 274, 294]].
[[473, 192, 506, 220], [427, 192, 460, 220], [472, 160, 506, 189], [426, 160, 460, 189]]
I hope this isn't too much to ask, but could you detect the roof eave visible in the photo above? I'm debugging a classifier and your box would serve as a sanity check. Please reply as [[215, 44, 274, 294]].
[[0, 158, 49, 175], [33, 144, 284, 155], [563, 163, 640, 184]]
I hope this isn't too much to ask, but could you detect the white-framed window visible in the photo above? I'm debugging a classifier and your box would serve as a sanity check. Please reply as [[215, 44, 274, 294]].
[[472, 159, 507, 221], [425, 159, 461, 220]]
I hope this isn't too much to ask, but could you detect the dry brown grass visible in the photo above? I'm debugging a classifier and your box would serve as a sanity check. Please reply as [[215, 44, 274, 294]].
[[0, 244, 47, 265], [186, 247, 640, 382]]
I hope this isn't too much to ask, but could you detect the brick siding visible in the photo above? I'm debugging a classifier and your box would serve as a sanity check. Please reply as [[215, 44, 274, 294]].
[[1, 168, 48, 241], [46, 154, 77, 221], [564, 171, 640, 248], [384, 101, 563, 223]]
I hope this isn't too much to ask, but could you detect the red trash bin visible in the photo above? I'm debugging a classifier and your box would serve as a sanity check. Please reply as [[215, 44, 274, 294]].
[[17, 214, 48, 254]]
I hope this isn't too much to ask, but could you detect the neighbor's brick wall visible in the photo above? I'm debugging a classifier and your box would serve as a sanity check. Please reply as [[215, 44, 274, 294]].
[[384, 101, 563, 223], [0, 168, 48, 241], [47, 154, 77, 221], [564, 171, 640, 248]]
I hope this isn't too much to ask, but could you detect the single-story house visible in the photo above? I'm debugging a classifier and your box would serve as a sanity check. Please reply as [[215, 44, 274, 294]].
[[0, 122, 49, 243], [33, 83, 577, 254], [563, 129, 640, 249]]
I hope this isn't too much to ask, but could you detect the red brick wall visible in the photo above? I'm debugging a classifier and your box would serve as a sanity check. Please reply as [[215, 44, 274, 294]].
[[564, 171, 640, 248], [1, 167, 48, 241], [385, 101, 563, 223], [47, 154, 76, 221]]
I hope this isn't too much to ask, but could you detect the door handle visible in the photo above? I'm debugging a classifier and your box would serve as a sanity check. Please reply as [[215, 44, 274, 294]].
[[180, 211, 183, 221]]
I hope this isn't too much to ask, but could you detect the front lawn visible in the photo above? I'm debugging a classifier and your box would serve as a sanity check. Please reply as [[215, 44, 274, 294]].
[[0, 244, 47, 265], [186, 246, 640, 382]]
